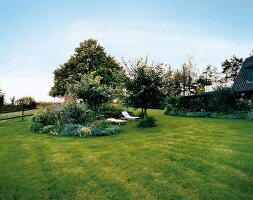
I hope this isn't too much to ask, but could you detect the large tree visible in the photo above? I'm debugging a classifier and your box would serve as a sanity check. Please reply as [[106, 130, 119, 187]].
[[50, 39, 123, 97], [221, 55, 243, 82], [195, 64, 219, 93], [172, 70, 182, 96], [180, 56, 196, 96], [164, 65, 174, 96], [124, 58, 166, 118]]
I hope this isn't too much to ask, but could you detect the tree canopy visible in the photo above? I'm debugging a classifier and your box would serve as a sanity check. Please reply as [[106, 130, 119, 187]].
[[50, 39, 123, 97], [221, 55, 243, 82], [73, 73, 110, 111], [16, 96, 37, 109], [124, 58, 166, 117]]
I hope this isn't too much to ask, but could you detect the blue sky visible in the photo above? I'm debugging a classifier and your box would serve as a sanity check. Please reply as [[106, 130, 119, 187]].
[[0, 0, 253, 101]]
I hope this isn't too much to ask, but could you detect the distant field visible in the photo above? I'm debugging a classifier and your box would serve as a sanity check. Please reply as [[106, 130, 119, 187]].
[[0, 109, 38, 120], [0, 110, 252, 200]]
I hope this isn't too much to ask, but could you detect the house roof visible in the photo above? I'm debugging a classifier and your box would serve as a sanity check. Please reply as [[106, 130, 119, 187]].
[[232, 56, 253, 92], [243, 56, 253, 68]]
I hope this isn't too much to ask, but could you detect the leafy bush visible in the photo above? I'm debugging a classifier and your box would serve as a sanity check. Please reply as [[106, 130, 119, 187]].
[[176, 95, 209, 112], [31, 103, 124, 137], [79, 127, 92, 137], [56, 103, 95, 127], [91, 126, 122, 136], [60, 124, 83, 136], [90, 120, 122, 136], [31, 123, 44, 133], [91, 128, 104, 136], [92, 120, 110, 130], [165, 96, 179, 107], [104, 126, 122, 134], [164, 104, 174, 115], [42, 125, 55, 133], [245, 111, 253, 120], [31, 111, 56, 126], [208, 87, 238, 112], [237, 99, 251, 111], [137, 112, 145, 119], [49, 130, 58, 135], [137, 116, 157, 127], [166, 110, 253, 120], [98, 103, 123, 118], [31, 103, 95, 133], [188, 97, 206, 111]]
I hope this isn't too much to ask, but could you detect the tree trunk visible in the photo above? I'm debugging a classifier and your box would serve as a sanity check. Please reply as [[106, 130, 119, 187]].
[[144, 108, 147, 119]]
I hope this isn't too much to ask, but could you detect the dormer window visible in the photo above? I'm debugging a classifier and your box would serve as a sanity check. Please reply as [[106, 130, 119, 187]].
[[246, 67, 253, 82]]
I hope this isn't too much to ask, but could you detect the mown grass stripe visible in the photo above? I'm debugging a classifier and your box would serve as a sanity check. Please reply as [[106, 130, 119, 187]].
[[0, 111, 253, 199]]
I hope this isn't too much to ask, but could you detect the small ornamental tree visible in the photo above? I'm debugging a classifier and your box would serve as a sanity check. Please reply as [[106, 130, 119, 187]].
[[124, 58, 166, 118], [73, 73, 110, 112]]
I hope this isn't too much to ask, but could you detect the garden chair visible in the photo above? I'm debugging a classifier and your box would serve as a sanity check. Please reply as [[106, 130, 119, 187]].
[[121, 111, 139, 120], [106, 118, 126, 125]]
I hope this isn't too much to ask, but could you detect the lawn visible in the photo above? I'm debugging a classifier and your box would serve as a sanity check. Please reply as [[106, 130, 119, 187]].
[[0, 109, 252, 200]]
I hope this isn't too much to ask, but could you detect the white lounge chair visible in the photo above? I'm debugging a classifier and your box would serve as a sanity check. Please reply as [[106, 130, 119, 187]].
[[121, 111, 139, 120], [106, 118, 126, 125]]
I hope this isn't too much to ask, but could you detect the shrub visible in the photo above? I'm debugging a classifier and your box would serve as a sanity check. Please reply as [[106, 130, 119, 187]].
[[137, 112, 145, 119], [90, 120, 122, 136], [166, 109, 253, 120], [164, 104, 174, 115], [60, 124, 83, 136], [79, 127, 92, 137], [188, 97, 206, 111], [42, 125, 55, 133], [31, 123, 44, 133], [91, 128, 104, 136], [56, 103, 95, 126], [237, 99, 251, 111], [90, 120, 110, 136], [49, 130, 58, 135], [165, 96, 179, 107], [98, 103, 123, 118], [31, 111, 56, 126], [92, 120, 110, 130], [137, 116, 157, 127], [31, 103, 95, 132], [208, 87, 238, 112], [104, 126, 122, 134], [245, 111, 253, 120], [91, 126, 122, 136]]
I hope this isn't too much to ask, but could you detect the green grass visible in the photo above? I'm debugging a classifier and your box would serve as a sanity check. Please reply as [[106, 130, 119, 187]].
[[0, 109, 252, 200]]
